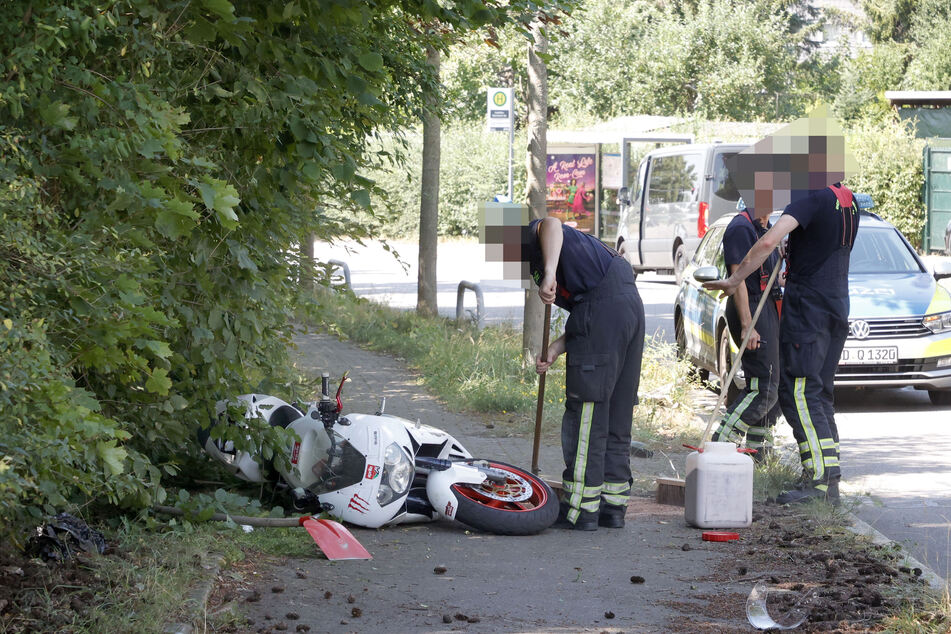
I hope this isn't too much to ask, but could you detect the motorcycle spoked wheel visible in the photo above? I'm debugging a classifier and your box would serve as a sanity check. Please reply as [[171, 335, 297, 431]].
[[450, 460, 559, 535]]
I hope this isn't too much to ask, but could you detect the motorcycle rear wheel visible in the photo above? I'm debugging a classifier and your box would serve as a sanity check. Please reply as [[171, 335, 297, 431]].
[[451, 460, 558, 535]]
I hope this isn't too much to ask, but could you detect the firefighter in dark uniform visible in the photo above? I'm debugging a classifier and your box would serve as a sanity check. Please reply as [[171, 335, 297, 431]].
[[527, 217, 645, 530], [712, 198, 782, 460], [704, 184, 858, 504]]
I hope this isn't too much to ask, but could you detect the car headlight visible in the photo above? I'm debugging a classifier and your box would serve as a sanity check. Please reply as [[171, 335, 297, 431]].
[[922, 311, 951, 334], [376, 443, 413, 507]]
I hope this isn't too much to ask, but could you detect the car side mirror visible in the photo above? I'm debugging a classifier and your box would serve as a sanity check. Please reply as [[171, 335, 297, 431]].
[[933, 260, 951, 281], [693, 265, 720, 283], [618, 187, 630, 206]]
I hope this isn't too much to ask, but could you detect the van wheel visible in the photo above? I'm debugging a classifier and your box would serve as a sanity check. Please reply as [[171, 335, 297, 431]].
[[673, 243, 687, 286], [717, 326, 740, 404]]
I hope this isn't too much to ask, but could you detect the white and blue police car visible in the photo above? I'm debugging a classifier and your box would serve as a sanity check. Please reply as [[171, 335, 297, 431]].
[[674, 199, 951, 406]]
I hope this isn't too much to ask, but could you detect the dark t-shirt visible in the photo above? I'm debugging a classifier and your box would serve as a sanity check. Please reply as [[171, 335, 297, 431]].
[[782, 186, 858, 279], [526, 219, 616, 310], [723, 210, 779, 298]]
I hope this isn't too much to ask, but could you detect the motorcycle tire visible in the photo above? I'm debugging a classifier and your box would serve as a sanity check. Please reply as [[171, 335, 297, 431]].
[[450, 460, 558, 535]]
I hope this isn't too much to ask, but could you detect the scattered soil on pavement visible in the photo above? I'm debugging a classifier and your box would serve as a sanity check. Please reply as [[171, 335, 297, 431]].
[[202, 502, 935, 634], [665, 504, 935, 633], [0, 499, 939, 633]]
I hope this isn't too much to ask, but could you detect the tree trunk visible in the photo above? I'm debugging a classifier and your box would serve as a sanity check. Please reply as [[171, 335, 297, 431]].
[[417, 46, 440, 317], [302, 232, 316, 292], [522, 22, 548, 362]]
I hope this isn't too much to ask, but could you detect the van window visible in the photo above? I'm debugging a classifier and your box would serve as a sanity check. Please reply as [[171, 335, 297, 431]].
[[648, 154, 703, 204], [713, 152, 740, 202], [633, 159, 647, 202]]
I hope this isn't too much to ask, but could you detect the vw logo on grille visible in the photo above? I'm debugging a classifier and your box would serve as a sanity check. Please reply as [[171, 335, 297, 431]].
[[850, 319, 870, 340]]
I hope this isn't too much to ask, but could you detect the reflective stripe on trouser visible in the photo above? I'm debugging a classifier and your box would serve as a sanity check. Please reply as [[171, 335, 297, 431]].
[[714, 297, 779, 447], [779, 313, 846, 484], [601, 480, 632, 508], [564, 402, 601, 522], [561, 257, 645, 524]]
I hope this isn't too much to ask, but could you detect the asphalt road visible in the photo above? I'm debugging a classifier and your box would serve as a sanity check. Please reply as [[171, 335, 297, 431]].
[[315, 237, 951, 583], [314, 238, 678, 338]]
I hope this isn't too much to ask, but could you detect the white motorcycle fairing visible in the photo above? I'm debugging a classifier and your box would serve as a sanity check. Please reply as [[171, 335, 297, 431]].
[[202, 386, 559, 535], [327, 413, 473, 528], [204, 394, 305, 484], [426, 463, 487, 522], [290, 412, 415, 529]]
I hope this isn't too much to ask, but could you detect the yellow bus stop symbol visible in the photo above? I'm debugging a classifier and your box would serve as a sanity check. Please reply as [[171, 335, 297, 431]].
[[493, 91, 507, 107]]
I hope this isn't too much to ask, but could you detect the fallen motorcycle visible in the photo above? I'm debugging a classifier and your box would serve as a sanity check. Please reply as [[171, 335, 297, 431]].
[[199, 372, 558, 535]]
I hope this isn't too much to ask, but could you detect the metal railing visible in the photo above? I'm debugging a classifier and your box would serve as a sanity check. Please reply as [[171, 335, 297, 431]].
[[327, 259, 351, 290], [456, 281, 484, 330]]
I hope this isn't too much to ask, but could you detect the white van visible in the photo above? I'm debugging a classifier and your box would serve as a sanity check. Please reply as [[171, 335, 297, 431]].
[[616, 143, 749, 284]]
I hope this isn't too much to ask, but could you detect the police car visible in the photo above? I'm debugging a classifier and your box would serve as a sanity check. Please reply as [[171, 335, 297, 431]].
[[674, 210, 951, 405]]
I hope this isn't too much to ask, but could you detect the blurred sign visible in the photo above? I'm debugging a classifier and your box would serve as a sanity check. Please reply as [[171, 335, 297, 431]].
[[487, 87, 513, 132], [546, 152, 597, 233]]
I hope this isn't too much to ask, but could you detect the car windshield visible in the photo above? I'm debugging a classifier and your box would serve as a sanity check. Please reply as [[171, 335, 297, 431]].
[[849, 226, 922, 274]]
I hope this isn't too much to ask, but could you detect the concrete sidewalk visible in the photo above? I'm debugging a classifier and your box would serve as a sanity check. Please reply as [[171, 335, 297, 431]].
[[233, 331, 756, 633]]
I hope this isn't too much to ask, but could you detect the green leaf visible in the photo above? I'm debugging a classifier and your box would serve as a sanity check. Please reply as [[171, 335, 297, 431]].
[[97, 442, 128, 476], [155, 210, 193, 239], [301, 162, 320, 181], [145, 367, 172, 395], [350, 189, 371, 209], [357, 52, 384, 72], [139, 340, 173, 359], [357, 91, 384, 107], [230, 243, 259, 272], [290, 118, 309, 141], [201, 0, 235, 20], [138, 138, 164, 158], [168, 394, 189, 410], [39, 102, 78, 131], [165, 197, 199, 219], [198, 179, 241, 230]]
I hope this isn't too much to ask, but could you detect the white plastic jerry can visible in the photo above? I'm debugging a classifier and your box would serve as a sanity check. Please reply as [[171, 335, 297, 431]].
[[684, 441, 754, 529]]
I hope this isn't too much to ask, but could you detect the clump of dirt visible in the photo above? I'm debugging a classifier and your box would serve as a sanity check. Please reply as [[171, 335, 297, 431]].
[[667, 503, 934, 632], [0, 541, 119, 633]]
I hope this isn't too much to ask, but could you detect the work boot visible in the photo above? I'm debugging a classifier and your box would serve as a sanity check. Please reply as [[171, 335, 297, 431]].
[[775, 480, 839, 506], [551, 504, 597, 531], [598, 506, 625, 529]]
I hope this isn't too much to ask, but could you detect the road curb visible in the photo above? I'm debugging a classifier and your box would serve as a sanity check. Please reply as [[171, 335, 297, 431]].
[[846, 512, 947, 591], [163, 552, 226, 634]]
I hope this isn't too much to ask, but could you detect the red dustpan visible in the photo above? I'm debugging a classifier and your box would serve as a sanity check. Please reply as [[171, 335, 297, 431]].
[[300, 517, 372, 560]]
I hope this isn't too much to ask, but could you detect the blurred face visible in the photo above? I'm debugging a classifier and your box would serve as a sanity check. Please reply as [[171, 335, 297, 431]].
[[479, 204, 533, 286], [727, 106, 857, 219]]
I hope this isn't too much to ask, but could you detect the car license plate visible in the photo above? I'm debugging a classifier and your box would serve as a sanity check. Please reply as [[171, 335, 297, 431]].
[[839, 346, 898, 365]]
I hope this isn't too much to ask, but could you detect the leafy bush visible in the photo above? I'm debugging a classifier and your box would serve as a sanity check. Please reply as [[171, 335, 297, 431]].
[[0, 0, 566, 540], [846, 117, 925, 245], [834, 44, 911, 124], [0, 321, 161, 537]]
